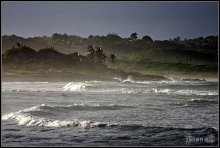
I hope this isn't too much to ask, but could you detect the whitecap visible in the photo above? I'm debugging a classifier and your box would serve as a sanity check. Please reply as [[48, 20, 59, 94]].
[[2, 108, 117, 128], [122, 75, 135, 83], [149, 88, 218, 96], [63, 82, 93, 91], [175, 90, 218, 96], [113, 77, 122, 82], [151, 88, 172, 94], [121, 88, 145, 94]]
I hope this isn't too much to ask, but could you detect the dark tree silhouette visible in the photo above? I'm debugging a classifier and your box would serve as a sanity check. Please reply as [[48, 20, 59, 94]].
[[86, 45, 107, 64], [87, 45, 95, 61], [173, 36, 181, 42], [95, 47, 106, 64], [142, 35, 153, 43], [130, 32, 138, 41], [16, 42, 21, 47], [109, 53, 116, 69]]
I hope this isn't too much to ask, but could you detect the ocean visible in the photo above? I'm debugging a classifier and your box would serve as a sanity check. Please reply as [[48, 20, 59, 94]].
[[1, 79, 219, 146]]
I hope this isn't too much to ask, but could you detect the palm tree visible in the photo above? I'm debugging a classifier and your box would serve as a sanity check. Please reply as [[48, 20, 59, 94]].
[[109, 53, 116, 68], [95, 47, 106, 64], [87, 45, 107, 64], [86, 45, 95, 61], [130, 32, 138, 41]]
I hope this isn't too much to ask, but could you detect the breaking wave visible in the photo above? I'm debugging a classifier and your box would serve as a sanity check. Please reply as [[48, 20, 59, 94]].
[[121, 88, 145, 94], [122, 75, 135, 83], [120, 88, 218, 96], [2, 108, 218, 131], [40, 103, 132, 111], [150, 88, 218, 96], [1, 104, 131, 128], [2, 113, 116, 128], [1, 104, 132, 128], [3, 87, 217, 96], [3, 81, 218, 96], [63, 82, 94, 91]]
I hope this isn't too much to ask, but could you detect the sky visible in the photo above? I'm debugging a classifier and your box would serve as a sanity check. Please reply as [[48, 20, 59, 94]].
[[1, 1, 219, 40]]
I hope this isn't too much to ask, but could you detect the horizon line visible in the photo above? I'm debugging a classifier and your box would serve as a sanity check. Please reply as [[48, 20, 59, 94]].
[[2, 33, 218, 41]]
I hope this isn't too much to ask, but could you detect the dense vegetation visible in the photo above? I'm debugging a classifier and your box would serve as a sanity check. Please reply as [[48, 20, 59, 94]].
[[3, 43, 114, 71], [2, 33, 218, 78], [2, 33, 217, 57], [3, 43, 169, 81]]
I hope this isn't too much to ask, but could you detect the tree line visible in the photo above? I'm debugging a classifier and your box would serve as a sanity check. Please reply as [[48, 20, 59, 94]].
[[3, 43, 117, 71]]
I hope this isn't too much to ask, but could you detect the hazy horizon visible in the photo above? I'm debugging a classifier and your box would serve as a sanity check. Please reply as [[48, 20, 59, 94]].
[[2, 32, 218, 40], [1, 1, 218, 40]]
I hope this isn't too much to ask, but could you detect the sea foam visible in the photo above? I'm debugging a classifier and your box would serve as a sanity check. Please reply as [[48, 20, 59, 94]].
[[2, 103, 131, 128], [150, 88, 218, 96], [63, 82, 93, 91], [2, 112, 115, 128], [2, 104, 119, 128]]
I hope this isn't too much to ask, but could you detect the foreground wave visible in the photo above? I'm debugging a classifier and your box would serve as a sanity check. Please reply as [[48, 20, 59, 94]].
[[2, 104, 218, 131], [2, 104, 131, 128], [2, 109, 218, 132], [2, 80, 218, 146], [2, 113, 115, 128]]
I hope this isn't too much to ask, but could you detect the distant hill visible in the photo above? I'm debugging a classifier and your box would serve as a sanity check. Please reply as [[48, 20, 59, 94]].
[[2, 33, 218, 66], [2, 44, 170, 81], [2, 33, 139, 55]]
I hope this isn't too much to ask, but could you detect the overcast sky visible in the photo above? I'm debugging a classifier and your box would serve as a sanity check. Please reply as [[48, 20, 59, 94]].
[[1, 1, 218, 40]]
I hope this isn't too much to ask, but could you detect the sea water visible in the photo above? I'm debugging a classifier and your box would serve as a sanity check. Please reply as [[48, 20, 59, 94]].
[[1, 80, 219, 146]]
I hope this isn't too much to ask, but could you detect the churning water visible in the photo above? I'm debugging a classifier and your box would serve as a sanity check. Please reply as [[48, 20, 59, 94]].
[[1, 80, 219, 146]]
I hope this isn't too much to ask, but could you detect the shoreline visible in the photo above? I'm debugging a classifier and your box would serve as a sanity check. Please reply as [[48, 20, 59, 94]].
[[2, 72, 218, 82], [2, 74, 115, 82]]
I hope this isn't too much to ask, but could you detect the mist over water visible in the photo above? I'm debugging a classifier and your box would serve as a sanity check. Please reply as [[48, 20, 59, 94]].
[[2, 80, 218, 146]]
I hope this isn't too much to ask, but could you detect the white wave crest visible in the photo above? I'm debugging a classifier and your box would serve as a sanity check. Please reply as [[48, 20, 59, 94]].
[[121, 88, 145, 94], [190, 99, 202, 102], [151, 88, 171, 94], [38, 103, 131, 109], [122, 75, 135, 83], [175, 90, 218, 96], [2, 106, 116, 128], [158, 80, 180, 84], [150, 88, 218, 96], [2, 103, 131, 124], [113, 77, 122, 81], [63, 82, 93, 91], [190, 99, 217, 103]]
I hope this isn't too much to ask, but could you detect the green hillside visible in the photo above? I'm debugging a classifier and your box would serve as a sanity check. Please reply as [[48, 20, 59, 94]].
[[2, 33, 218, 78]]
